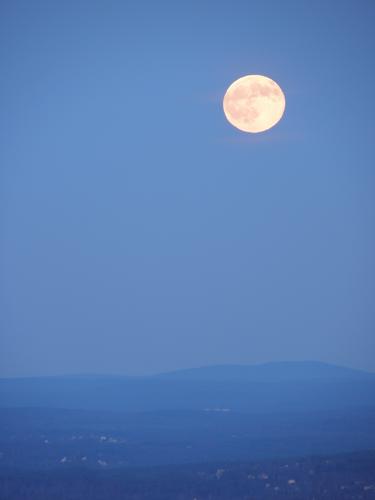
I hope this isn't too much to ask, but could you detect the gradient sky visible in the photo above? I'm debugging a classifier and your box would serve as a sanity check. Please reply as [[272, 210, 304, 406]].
[[1, 0, 374, 376]]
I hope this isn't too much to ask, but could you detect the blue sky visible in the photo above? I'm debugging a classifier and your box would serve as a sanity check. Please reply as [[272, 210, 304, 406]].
[[1, 0, 374, 376]]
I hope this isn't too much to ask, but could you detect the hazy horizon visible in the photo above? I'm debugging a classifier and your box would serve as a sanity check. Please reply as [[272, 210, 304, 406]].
[[1, 359, 374, 379]]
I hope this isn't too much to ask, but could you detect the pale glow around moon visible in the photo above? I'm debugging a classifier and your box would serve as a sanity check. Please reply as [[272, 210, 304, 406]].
[[223, 75, 286, 133]]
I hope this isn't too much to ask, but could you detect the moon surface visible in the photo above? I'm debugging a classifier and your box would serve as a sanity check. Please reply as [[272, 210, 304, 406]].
[[223, 75, 286, 133]]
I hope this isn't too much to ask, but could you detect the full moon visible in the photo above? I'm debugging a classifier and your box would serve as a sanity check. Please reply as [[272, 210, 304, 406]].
[[223, 75, 285, 133]]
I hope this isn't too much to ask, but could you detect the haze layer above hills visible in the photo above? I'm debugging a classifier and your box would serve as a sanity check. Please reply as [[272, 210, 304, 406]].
[[0, 361, 374, 414]]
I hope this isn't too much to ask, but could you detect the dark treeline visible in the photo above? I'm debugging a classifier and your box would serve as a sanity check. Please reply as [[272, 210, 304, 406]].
[[1, 451, 375, 500]]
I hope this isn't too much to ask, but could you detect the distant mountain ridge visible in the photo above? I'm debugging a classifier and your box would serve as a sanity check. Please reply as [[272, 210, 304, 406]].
[[154, 361, 375, 382], [0, 361, 374, 414], [3, 361, 372, 382]]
